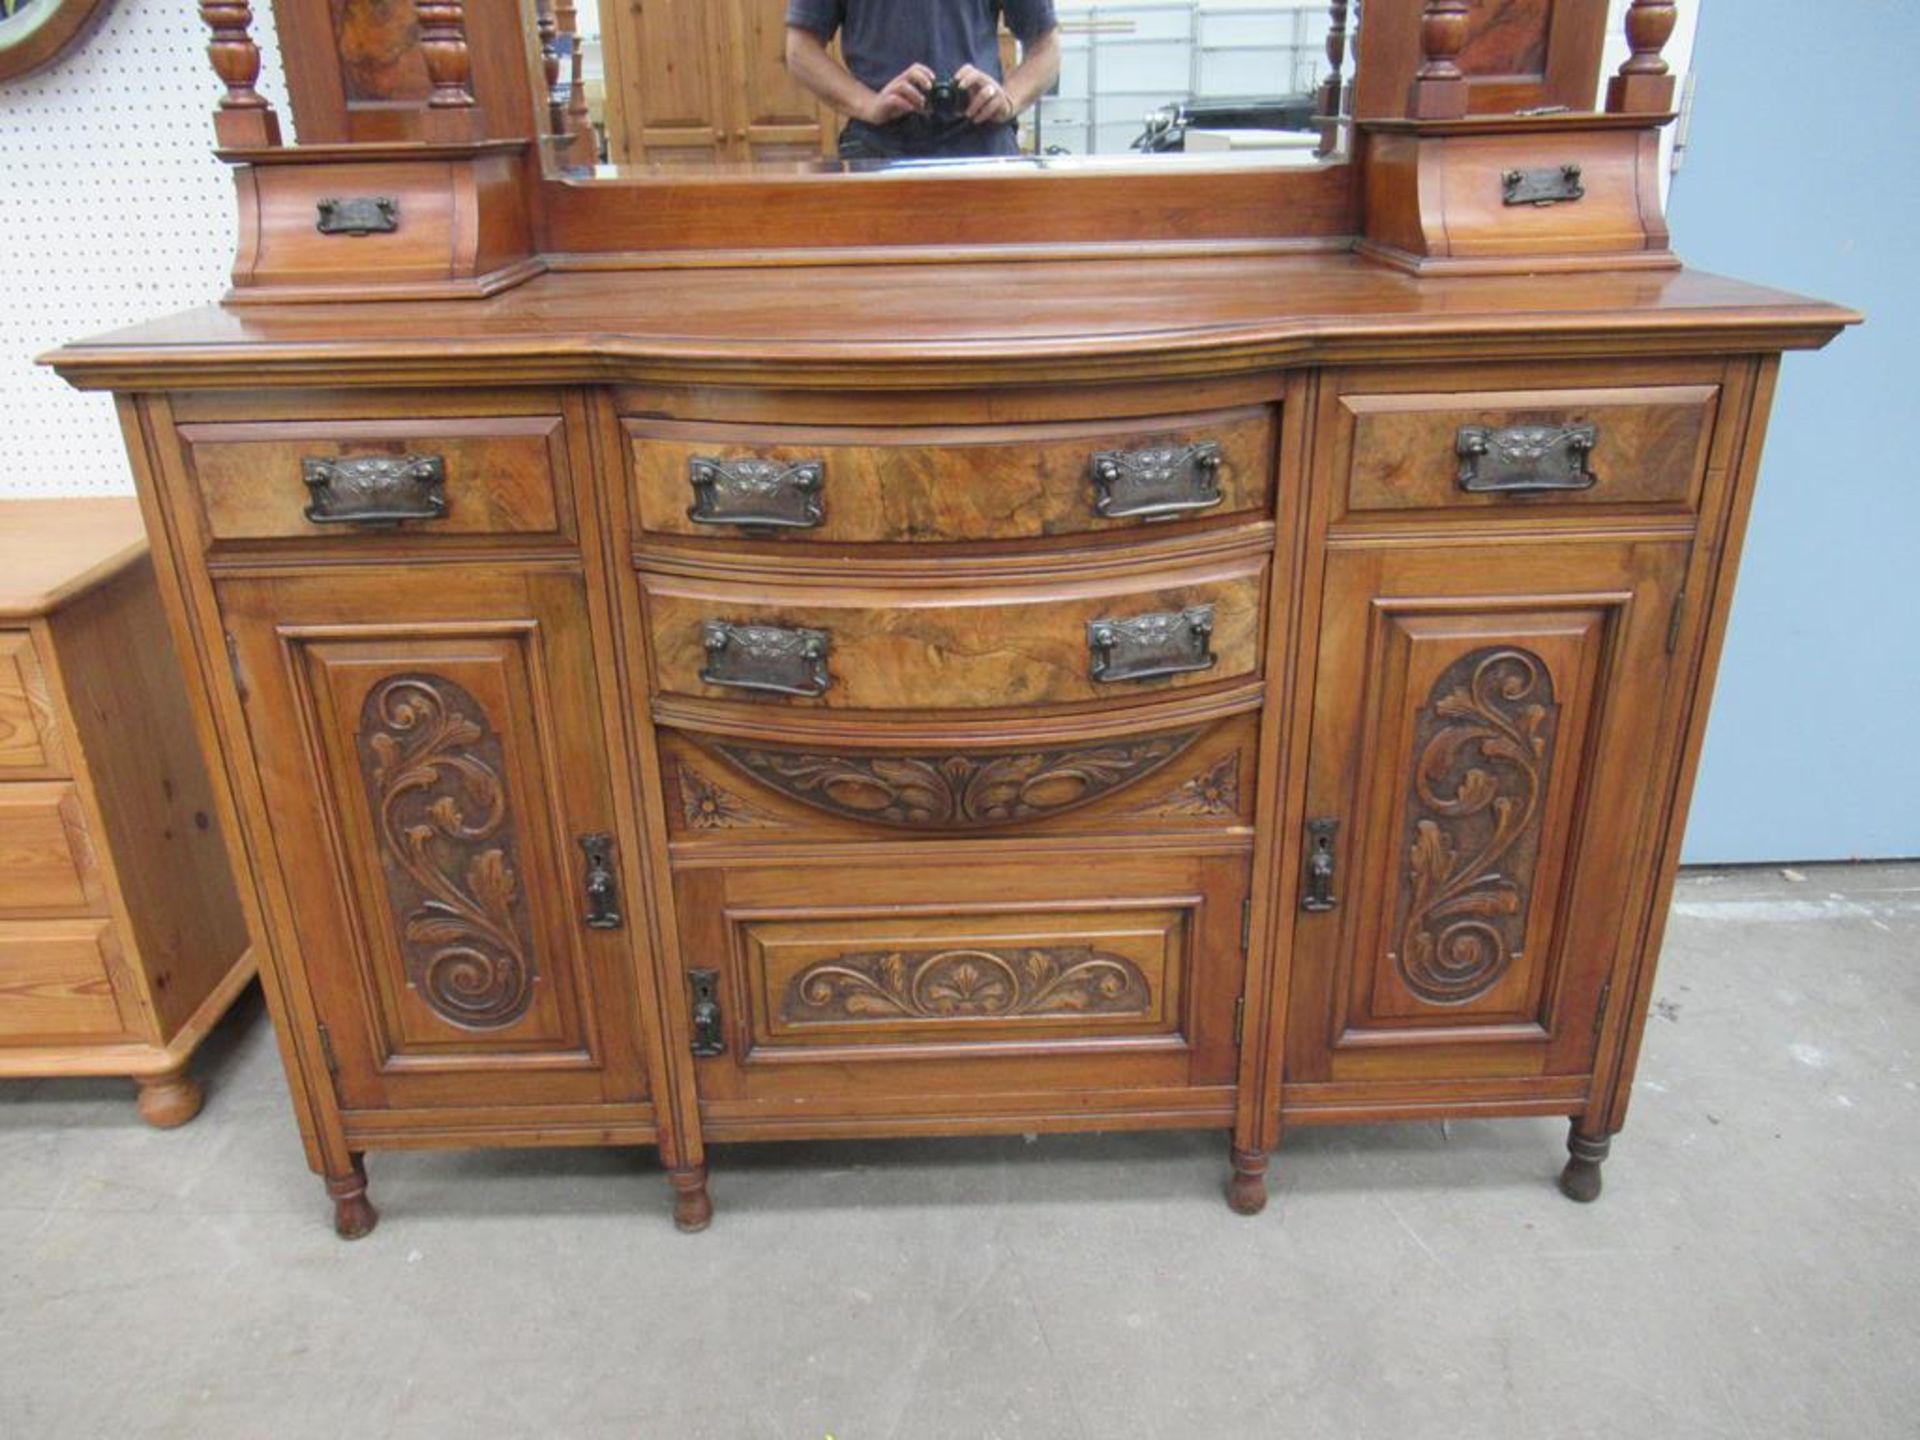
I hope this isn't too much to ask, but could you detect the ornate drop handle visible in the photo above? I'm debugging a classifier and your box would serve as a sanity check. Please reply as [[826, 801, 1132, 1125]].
[[302, 454, 449, 527], [315, 196, 400, 236], [1502, 164, 1584, 207], [1089, 442, 1226, 521], [687, 456, 826, 530], [1088, 604, 1217, 685], [1456, 423, 1600, 495], [699, 620, 833, 699]]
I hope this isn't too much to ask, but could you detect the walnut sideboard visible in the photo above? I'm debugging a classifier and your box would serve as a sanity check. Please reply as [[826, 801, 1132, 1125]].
[[48, 254, 1854, 1234], [0, 498, 253, 1125]]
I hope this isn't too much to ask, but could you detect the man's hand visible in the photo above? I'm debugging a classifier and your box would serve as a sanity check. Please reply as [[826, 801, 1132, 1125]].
[[953, 64, 1014, 126], [864, 64, 935, 126]]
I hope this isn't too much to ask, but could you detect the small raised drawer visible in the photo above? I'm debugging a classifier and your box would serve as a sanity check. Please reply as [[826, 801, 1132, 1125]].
[[0, 920, 127, 1044], [0, 783, 103, 914], [1338, 383, 1719, 518], [0, 631, 66, 775], [641, 554, 1266, 711], [175, 415, 574, 546], [626, 408, 1276, 545]]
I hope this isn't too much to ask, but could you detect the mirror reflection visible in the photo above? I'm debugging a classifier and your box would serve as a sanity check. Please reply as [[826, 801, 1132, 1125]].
[[546, 1, 1340, 174]]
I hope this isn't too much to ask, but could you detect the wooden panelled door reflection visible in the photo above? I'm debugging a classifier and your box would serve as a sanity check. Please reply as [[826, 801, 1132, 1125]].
[[218, 569, 651, 1113], [1287, 539, 1689, 1094]]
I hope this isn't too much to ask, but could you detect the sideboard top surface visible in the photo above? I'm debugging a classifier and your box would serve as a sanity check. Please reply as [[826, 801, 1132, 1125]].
[[47, 256, 1857, 392], [0, 498, 148, 619]]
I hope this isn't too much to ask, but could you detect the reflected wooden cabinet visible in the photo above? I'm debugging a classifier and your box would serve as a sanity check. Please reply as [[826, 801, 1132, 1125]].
[[600, 0, 833, 164]]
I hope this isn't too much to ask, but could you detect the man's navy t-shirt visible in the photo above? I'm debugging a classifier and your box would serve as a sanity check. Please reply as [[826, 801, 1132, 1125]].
[[786, 0, 1058, 94]]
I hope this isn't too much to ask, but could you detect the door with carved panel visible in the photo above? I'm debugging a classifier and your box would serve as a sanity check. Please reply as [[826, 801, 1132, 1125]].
[[217, 568, 653, 1114], [1285, 538, 1690, 1094]]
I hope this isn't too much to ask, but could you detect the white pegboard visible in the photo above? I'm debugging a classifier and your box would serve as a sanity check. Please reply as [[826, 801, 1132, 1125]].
[[0, 0, 285, 495]]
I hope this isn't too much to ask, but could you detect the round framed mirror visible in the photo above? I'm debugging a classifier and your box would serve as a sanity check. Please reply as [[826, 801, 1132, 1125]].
[[0, 0, 114, 82]]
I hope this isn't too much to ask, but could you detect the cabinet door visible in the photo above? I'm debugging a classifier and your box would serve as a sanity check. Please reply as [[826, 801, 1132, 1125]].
[[724, 0, 833, 161], [220, 569, 651, 1113], [1285, 539, 1689, 1094], [601, 0, 731, 165]]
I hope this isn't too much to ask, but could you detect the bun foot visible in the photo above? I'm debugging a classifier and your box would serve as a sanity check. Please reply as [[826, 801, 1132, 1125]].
[[1227, 1146, 1269, 1216], [326, 1155, 379, 1240], [669, 1164, 713, 1233], [1559, 1128, 1610, 1204], [135, 1067, 204, 1129]]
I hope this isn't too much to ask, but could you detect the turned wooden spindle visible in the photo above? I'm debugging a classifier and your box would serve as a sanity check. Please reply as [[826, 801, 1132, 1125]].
[[1314, 2, 1351, 157], [536, 0, 564, 137], [1408, 0, 1471, 120], [198, 0, 281, 148], [1607, 0, 1680, 113], [555, 0, 597, 166], [416, 0, 487, 141]]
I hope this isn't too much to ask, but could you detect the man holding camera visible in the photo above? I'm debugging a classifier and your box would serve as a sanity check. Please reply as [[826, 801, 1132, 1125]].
[[786, 0, 1061, 161]]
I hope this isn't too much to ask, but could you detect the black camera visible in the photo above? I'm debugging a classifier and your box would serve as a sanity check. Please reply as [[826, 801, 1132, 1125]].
[[926, 75, 968, 120]]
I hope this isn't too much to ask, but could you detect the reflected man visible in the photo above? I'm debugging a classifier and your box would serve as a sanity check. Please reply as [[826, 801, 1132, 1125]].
[[786, 1, 1061, 161]]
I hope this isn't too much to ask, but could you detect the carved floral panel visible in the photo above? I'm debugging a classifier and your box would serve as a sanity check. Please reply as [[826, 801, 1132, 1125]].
[[783, 945, 1153, 1024]]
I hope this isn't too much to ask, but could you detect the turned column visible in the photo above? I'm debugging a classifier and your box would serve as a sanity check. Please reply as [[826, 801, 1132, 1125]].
[[1606, 0, 1679, 113], [198, 0, 281, 148], [1408, 0, 1470, 120], [536, 0, 565, 137], [416, 0, 487, 142], [1314, 1, 1351, 158], [555, 0, 597, 166]]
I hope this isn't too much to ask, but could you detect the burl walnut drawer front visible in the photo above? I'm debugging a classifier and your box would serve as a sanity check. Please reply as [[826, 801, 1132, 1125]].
[[626, 408, 1275, 545], [0, 631, 66, 775], [641, 555, 1267, 710], [175, 415, 575, 546], [0, 783, 104, 914], [1336, 381, 1719, 519]]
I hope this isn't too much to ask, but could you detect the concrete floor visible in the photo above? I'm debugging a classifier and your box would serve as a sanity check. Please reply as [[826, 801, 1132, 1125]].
[[2, 863, 1916, 1439]]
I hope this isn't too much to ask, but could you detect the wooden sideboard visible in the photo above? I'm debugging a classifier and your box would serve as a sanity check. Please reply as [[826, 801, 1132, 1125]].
[[46, 0, 1855, 1235], [0, 499, 254, 1124]]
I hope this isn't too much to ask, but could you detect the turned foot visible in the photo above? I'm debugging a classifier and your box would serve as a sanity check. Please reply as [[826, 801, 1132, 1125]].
[[325, 1154, 379, 1240], [1558, 1126, 1611, 1204], [135, 1067, 204, 1129], [1227, 1146, 1269, 1216], [669, 1164, 713, 1233]]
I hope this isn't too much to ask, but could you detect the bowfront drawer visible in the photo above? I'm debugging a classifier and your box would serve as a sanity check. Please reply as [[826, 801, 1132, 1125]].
[[0, 920, 128, 1044], [0, 631, 66, 775], [174, 414, 575, 547], [641, 554, 1267, 710], [627, 408, 1276, 546], [0, 783, 104, 914], [1335, 379, 1720, 520]]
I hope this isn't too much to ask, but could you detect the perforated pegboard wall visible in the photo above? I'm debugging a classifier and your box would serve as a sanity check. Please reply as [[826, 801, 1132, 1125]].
[[0, 0, 285, 496]]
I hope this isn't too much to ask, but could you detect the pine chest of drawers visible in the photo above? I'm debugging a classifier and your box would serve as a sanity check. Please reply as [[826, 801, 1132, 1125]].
[[0, 499, 253, 1125], [50, 258, 1854, 1235]]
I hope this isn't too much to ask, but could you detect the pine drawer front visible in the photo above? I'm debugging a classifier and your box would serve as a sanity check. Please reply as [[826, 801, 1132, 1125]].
[[674, 849, 1250, 1121], [641, 554, 1268, 711], [0, 921, 127, 1044], [0, 784, 104, 914], [628, 408, 1276, 546], [175, 414, 575, 548], [1337, 382, 1719, 520], [0, 631, 66, 776]]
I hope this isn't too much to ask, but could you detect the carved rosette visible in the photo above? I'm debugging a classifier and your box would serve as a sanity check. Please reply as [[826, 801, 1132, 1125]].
[[785, 946, 1151, 1023], [1393, 648, 1558, 1005], [1132, 752, 1242, 818], [711, 731, 1200, 830], [676, 763, 781, 831], [357, 675, 537, 1029]]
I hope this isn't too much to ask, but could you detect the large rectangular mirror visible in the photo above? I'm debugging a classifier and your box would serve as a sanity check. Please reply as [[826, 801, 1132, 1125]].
[[534, 1, 1344, 176]]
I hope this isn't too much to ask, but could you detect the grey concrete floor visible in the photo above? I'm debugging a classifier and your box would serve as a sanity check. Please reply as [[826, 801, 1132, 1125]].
[[2, 863, 1916, 1439]]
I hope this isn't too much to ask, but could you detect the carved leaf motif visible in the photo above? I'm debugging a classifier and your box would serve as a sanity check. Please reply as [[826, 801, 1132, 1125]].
[[1130, 752, 1243, 818], [1393, 648, 1558, 1006], [357, 674, 537, 1029], [677, 763, 782, 831], [712, 731, 1202, 831], [785, 945, 1152, 1024]]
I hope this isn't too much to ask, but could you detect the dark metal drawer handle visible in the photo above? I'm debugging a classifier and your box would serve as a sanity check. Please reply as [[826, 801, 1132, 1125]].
[[700, 620, 833, 699], [1456, 424, 1599, 495], [1502, 164, 1584, 207], [301, 454, 448, 527], [1090, 442, 1225, 521], [1088, 604, 1217, 685], [688, 456, 826, 530], [316, 196, 400, 236]]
